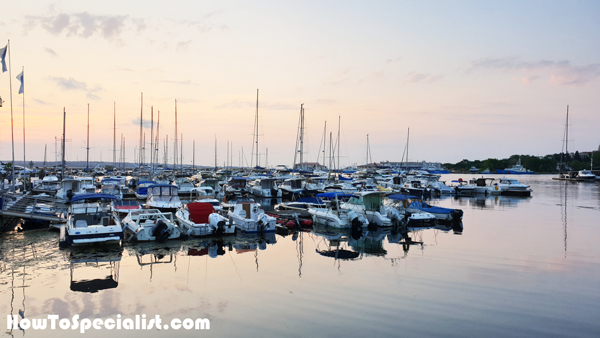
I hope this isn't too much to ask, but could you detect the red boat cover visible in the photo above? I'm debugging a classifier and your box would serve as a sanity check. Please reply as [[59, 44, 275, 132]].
[[187, 202, 215, 224]]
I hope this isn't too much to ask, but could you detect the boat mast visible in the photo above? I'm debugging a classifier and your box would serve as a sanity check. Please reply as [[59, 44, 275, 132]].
[[214, 135, 217, 170], [180, 133, 183, 173], [193, 140, 195, 171], [174, 99, 178, 173], [300, 104, 304, 169], [150, 106, 154, 172], [156, 110, 160, 169], [337, 116, 340, 173], [113, 102, 116, 169], [43, 144, 47, 169], [86, 103, 90, 171], [139, 93, 143, 168], [61, 108, 66, 179]]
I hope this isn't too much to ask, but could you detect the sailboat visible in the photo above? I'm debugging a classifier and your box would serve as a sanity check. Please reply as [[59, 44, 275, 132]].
[[553, 105, 584, 181]]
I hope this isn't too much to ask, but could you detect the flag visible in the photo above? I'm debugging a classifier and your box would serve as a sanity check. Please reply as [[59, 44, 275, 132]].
[[16, 70, 24, 94], [0, 45, 7, 73]]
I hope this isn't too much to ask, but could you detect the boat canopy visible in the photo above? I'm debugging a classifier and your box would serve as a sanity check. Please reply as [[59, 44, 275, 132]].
[[295, 197, 325, 205], [71, 193, 117, 203], [388, 194, 419, 201], [316, 192, 357, 199], [137, 180, 156, 186]]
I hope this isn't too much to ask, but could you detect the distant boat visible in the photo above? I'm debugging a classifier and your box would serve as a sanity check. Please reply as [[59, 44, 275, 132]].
[[505, 157, 535, 174], [468, 166, 479, 173]]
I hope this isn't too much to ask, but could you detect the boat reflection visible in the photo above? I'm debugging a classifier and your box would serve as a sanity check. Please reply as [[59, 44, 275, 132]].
[[253, 197, 283, 212], [67, 247, 122, 293]]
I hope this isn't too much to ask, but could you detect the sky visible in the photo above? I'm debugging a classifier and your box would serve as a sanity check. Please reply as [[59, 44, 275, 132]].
[[1, 0, 599, 168]]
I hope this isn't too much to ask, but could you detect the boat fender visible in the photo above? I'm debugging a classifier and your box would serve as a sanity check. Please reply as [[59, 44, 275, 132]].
[[152, 220, 171, 243], [495, 186, 499, 190], [285, 221, 295, 229], [300, 219, 312, 227], [216, 220, 226, 235]]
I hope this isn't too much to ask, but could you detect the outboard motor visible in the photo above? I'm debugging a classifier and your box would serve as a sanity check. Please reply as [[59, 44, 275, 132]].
[[257, 213, 270, 232], [216, 220, 226, 236], [152, 220, 171, 243], [270, 187, 278, 197], [347, 210, 363, 228], [66, 189, 74, 202]]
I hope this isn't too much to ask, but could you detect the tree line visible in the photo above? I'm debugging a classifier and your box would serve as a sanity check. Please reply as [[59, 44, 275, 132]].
[[444, 151, 600, 173]]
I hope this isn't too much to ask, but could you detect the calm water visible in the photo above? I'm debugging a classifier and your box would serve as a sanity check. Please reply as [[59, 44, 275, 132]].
[[1, 174, 599, 337]]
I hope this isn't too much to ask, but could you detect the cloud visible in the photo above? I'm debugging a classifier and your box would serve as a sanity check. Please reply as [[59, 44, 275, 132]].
[[385, 57, 402, 64], [33, 98, 50, 105], [467, 57, 600, 86], [175, 40, 192, 52], [25, 12, 132, 41], [405, 72, 443, 84], [49, 76, 103, 100], [44, 47, 57, 56]]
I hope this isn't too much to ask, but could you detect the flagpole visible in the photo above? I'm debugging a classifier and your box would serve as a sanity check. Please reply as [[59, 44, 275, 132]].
[[22, 66, 25, 168], [8, 40, 15, 193]]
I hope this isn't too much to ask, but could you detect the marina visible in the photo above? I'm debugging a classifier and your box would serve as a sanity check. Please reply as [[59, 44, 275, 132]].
[[1, 175, 599, 337], [2, 1, 600, 337]]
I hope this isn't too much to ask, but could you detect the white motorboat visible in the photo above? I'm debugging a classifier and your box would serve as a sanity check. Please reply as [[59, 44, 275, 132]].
[[497, 177, 532, 196], [227, 199, 277, 233], [577, 170, 596, 180], [176, 202, 235, 237], [122, 209, 181, 242], [385, 194, 437, 226], [451, 179, 476, 196], [145, 184, 182, 213], [60, 193, 123, 247], [249, 178, 282, 198], [56, 178, 86, 202], [77, 176, 97, 194], [340, 191, 394, 227], [469, 177, 502, 195], [100, 181, 123, 200], [308, 193, 369, 229], [175, 177, 195, 193]]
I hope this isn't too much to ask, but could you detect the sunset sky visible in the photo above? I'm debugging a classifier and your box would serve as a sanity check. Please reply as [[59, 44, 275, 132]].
[[1, 1, 599, 168]]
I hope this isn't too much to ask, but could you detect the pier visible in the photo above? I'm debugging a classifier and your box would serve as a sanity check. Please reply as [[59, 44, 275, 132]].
[[0, 193, 67, 231]]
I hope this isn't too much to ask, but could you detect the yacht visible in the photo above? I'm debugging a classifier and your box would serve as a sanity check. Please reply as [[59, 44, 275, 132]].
[[60, 193, 123, 247], [386, 194, 437, 226]]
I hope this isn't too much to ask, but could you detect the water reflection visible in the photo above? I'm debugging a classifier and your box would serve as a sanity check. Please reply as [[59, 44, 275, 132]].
[[67, 248, 122, 293]]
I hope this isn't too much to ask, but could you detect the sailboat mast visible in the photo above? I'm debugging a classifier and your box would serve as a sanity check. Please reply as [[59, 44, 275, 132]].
[[300, 104, 304, 168], [214, 136, 217, 170], [337, 116, 340, 172], [150, 106, 154, 171], [256, 89, 259, 168], [43, 144, 47, 168], [406, 127, 410, 170], [174, 99, 178, 172], [139, 93, 143, 168], [180, 133, 183, 172], [193, 140, 195, 171], [86, 104, 90, 171], [61, 108, 66, 178], [156, 110, 160, 168], [113, 102, 116, 168]]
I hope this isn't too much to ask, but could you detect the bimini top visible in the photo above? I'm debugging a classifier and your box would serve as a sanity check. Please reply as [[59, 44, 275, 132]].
[[71, 193, 117, 203], [137, 180, 156, 185], [295, 197, 326, 205], [148, 184, 179, 189], [316, 192, 357, 199], [229, 177, 251, 181], [388, 194, 419, 201], [101, 178, 122, 184]]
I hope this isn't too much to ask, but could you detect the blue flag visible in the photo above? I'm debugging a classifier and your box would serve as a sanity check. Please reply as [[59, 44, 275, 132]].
[[16, 70, 24, 94], [0, 45, 7, 73]]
